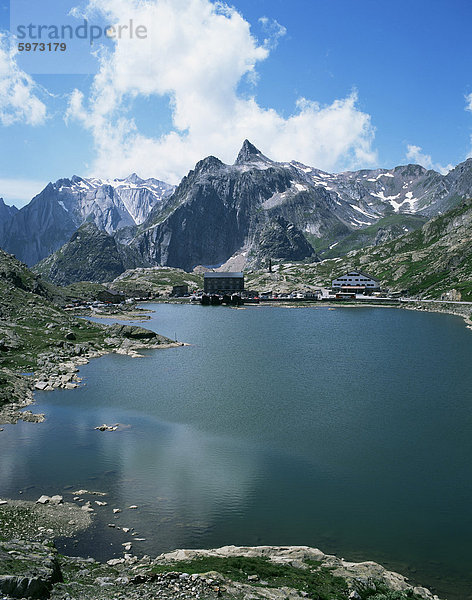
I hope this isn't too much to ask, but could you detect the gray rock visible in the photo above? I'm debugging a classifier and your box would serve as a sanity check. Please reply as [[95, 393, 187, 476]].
[[36, 495, 50, 505], [94, 576, 114, 587], [0, 539, 62, 599]]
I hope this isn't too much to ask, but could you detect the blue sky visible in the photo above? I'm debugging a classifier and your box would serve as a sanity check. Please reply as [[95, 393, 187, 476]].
[[1, 0, 472, 206]]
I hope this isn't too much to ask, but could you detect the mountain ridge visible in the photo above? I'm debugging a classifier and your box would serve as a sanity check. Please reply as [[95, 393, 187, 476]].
[[3, 141, 472, 275], [0, 175, 175, 265]]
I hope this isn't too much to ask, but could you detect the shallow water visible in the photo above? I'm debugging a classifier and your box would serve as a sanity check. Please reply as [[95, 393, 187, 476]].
[[1, 304, 471, 599]]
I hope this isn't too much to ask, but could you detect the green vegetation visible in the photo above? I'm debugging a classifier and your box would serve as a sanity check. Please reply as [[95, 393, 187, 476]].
[[0, 260, 108, 380], [151, 555, 346, 599], [150, 555, 423, 600], [33, 222, 141, 286], [245, 199, 472, 301], [61, 281, 110, 302]]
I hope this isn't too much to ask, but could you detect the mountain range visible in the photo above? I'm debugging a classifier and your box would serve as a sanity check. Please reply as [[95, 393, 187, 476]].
[[0, 174, 174, 266], [2, 140, 472, 284]]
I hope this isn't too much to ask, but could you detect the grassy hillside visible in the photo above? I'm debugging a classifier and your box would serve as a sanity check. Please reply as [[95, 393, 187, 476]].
[[246, 200, 472, 300], [308, 213, 427, 259], [33, 222, 141, 286], [0, 250, 171, 414], [110, 267, 203, 296]]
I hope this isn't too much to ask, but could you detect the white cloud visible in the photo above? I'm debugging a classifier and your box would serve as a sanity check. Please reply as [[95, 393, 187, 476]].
[[66, 0, 377, 183], [0, 177, 47, 207], [465, 92, 472, 113], [258, 16, 287, 50], [405, 144, 453, 175], [0, 34, 47, 126]]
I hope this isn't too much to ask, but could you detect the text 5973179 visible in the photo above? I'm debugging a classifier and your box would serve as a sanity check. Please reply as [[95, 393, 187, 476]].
[[18, 42, 66, 51]]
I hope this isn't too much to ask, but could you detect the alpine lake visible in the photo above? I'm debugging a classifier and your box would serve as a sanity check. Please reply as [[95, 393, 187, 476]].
[[1, 303, 472, 600]]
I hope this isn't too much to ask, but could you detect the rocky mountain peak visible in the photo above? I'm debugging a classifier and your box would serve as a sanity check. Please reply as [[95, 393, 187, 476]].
[[235, 140, 268, 165], [0, 198, 15, 210], [125, 173, 143, 184], [194, 155, 225, 174]]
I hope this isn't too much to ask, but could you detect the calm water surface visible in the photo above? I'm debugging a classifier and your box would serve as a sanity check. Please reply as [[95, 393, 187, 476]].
[[1, 304, 472, 599]]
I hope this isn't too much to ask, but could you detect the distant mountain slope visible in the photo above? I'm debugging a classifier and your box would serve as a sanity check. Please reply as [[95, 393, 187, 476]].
[[33, 222, 144, 285], [245, 199, 472, 300], [311, 213, 428, 259], [0, 174, 175, 266], [350, 198, 472, 298]]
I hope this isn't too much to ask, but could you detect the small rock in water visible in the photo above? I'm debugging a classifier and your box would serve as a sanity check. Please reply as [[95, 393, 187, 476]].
[[113, 508, 121, 514], [121, 527, 131, 533], [73, 489, 106, 496], [95, 500, 107, 506], [94, 424, 119, 432]]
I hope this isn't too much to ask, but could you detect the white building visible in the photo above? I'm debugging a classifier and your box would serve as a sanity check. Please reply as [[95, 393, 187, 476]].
[[331, 270, 380, 295]]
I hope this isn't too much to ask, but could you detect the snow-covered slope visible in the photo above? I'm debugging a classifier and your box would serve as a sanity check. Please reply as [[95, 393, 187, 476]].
[[54, 173, 175, 231]]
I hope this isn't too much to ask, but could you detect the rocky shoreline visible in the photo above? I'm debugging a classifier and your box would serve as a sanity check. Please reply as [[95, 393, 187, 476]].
[[0, 495, 444, 599], [399, 300, 472, 330], [0, 519, 442, 600], [0, 322, 185, 426]]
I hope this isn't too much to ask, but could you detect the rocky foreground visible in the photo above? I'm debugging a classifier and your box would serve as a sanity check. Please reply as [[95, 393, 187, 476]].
[[0, 498, 441, 600], [0, 539, 441, 600]]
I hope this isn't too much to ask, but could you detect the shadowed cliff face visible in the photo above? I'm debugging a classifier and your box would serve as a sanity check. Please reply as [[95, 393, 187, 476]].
[[131, 142, 343, 270], [133, 149, 319, 270]]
